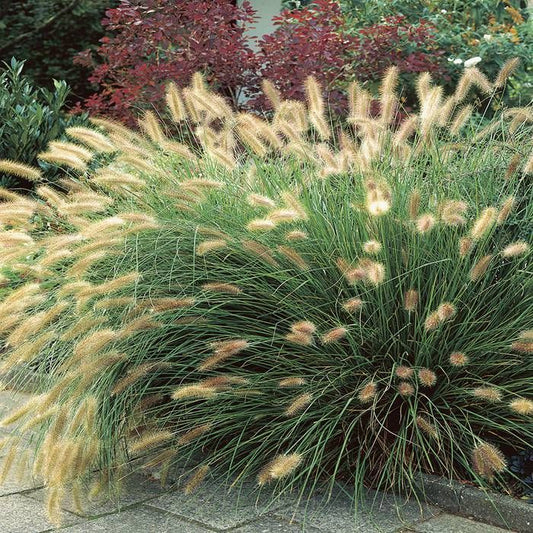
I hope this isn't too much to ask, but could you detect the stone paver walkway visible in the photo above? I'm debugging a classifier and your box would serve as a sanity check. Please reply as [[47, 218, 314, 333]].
[[0, 391, 518, 532]]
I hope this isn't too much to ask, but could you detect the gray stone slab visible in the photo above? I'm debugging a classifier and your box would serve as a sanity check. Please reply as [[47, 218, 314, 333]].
[[0, 493, 80, 532], [459, 486, 532, 533], [233, 515, 322, 532], [147, 480, 291, 530], [58, 504, 213, 532], [412, 474, 462, 513], [412, 513, 512, 533], [0, 465, 42, 497], [26, 471, 170, 518], [273, 489, 440, 533]]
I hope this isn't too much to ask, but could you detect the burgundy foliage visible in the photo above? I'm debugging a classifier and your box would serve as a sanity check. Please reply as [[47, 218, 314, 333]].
[[76, 0, 447, 123]]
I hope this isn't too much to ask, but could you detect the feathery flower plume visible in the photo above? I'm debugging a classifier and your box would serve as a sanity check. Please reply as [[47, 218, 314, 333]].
[[66, 126, 115, 152], [504, 153, 521, 180], [118, 316, 161, 338], [177, 423, 212, 446], [0, 160, 42, 181], [279, 377, 307, 388], [48, 141, 93, 162], [285, 393, 313, 416], [509, 398, 533, 416], [469, 254, 492, 282], [459, 237, 473, 257], [281, 191, 308, 221], [38, 150, 87, 171], [94, 296, 135, 310], [416, 416, 438, 439], [257, 453, 302, 485], [242, 240, 279, 267], [379, 66, 399, 126], [511, 330, 533, 354], [165, 82, 187, 122], [472, 442, 506, 480], [418, 368, 437, 387], [398, 382, 415, 397], [171, 384, 217, 400], [365, 261, 386, 285], [111, 363, 165, 396], [420, 86, 443, 138], [395, 366, 414, 379], [437, 302, 456, 321], [471, 387, 502, 402], [196, 226, 229, 239], [140, 297, 195, 312], [440, 200, 468, 226], [73, 329, 117, 362], [129, 430, 174, 455], [262, 79, 281, 110], [247, 193, 276, 209], [416, 214, 436, 234], [501, 241, 529, 257], [358, 382, 377, 403], [342, 297, 363, 313], [79, 272, 140, 299], [404, 289, 419, 312], [236, 122, 267, 156], [449, 105, 473, 135], [1, 331, 55, 370], [269, 209, 301, 223], [494, 58, 520, 88], [199, 339, 249, 371], [201, 282, 242, 295], [277, 245, 309, 270], [286, 230, 308, 241], [184, 465, 210, 494], [363, 240, 382, 254], [247, 219, 277, 231], [470, 207, 497, 240], [450, 352, 469, 366], [81, 216, 126, 238], [321, 327, 348, 344], [140, 110, 165, 144]]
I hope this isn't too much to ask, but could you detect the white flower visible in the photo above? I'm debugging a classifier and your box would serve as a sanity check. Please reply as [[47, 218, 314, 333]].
[[483, 34, 493, 42], [453, 58, 463, 65], [441, 9, 447, 14], [464, 56, 482, 68]]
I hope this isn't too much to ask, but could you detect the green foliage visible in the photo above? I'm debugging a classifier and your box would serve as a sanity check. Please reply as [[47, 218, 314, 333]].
[[0, 0, 116, 102], [0, 72, 531, 525], [340, 0, 533, 107], [0, 58, 88, 191]]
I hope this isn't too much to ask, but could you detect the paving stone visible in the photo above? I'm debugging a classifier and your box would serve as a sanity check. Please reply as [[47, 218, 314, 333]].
[[0, 493, 80, 532], [26, 471, 170, 518], [459, 486, 532, 533], [412, 513, 512, 533], [232, 515, 322, 532], [146, 480, 290, 530], [58, 504, 213, 532], [273, 488, 440, 533], [0, 466, 42, 497]]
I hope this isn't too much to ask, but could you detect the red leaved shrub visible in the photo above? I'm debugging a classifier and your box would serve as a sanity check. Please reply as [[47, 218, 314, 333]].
[[76, 1, 447, 123], [75, 0, 258, 124]]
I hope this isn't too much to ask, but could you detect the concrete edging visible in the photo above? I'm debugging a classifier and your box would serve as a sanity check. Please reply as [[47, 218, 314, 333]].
[[414, 473, 532, 533]]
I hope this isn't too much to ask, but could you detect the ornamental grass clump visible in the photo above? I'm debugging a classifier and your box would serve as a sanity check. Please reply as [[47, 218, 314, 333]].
[[0, 64, 531, 526]]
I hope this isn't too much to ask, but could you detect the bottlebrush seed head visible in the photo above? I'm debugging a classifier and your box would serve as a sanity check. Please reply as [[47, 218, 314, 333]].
[[358, 381, 377, 403], [472, 442, 506, 480], [509, 398, 533, 415], [450, 352, 469, 366], [418, 368, 437, 387]]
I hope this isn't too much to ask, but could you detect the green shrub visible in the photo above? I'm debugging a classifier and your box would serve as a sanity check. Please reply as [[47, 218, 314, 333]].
[[0, 1, 117, 102], [0, 68, 531, 526], [0, 58, 89, 191], [341, 0, 532, 108]]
